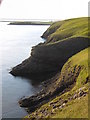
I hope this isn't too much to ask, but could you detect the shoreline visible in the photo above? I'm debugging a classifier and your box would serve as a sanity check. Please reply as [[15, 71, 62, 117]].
[[18, 65, 81, 113], [9, 17, 89, 118]]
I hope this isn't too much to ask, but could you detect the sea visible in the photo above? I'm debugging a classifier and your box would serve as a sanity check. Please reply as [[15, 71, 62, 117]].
[[0, 22, 49, 118]]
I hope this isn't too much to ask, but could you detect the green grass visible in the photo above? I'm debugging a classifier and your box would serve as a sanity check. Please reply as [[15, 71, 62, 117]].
[[52, 48, 89, 118], [62, 47, 88, 89], [51, 48, 89, 118], [42, 17, 90, 44], [52, 95, 88, 118]]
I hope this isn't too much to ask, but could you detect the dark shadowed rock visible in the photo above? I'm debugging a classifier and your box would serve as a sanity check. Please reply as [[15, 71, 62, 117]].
[[18, 64, 82, 112], [10, 37, 88, 80]]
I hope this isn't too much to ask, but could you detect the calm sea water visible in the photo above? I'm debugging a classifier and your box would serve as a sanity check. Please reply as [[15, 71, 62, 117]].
[[0, 22, 49, 118]]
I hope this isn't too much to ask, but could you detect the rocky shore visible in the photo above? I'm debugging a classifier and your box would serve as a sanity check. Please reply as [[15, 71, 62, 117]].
[[19, 64, 81, 112], [26, 88, 88, 119]]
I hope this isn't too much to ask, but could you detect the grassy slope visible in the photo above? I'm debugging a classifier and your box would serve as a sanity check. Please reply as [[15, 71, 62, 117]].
[[52, 95, 88, 118], [42, 17, 90, 44], [25, 47, 89, 119], [52, 47, 89, 118]]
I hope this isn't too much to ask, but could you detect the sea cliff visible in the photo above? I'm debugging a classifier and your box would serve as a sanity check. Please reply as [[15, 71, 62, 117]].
[[10, 17, 90, 118], [10, 17, 89, 80]]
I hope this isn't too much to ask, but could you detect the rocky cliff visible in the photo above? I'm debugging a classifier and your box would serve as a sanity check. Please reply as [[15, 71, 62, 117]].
[[10, 17, 89, 81]]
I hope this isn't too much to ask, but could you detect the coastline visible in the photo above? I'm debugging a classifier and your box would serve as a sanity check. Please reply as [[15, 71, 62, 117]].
[[10, 17, 89, 118]]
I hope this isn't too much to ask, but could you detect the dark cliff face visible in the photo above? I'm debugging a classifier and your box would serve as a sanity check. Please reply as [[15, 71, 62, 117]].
[[10, 37, 89, 80], [10, 17, 89, 80]]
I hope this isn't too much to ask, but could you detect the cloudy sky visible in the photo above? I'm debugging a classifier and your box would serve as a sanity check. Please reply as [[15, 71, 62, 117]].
[[0, 0, 89, 20]]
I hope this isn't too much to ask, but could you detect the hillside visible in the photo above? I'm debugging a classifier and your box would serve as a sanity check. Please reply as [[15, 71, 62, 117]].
[[25, 47, 89, 119], [10, 17, 89, 80], [41, 17, 89, 43]]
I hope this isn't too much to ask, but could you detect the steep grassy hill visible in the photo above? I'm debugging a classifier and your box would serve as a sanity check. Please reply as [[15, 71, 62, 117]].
[[10, 17, 89, 80], [25, 47, 89, 119], [42, 17, 89, 43]]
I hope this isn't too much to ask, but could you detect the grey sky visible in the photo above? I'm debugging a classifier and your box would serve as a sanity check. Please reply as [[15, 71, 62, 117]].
[[0, 0, 89, 20]]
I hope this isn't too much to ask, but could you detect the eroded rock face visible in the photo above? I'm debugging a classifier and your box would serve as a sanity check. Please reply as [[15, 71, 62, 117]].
[[10, 37, 88, 80], [18, 64, 82, 112]]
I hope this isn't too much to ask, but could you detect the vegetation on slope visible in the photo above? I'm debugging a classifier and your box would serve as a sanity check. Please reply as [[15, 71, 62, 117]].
[[42, 17, 90, 43], [25, 47, 89, 119]]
